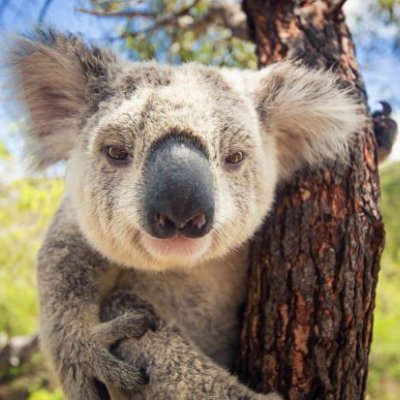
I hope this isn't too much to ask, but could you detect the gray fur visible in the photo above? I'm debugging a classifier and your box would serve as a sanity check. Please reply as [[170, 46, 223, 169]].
[[9, 30, 364, 399]]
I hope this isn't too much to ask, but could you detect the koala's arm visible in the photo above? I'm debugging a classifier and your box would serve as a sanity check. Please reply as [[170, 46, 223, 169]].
[[37, 205, 157, 399], [102, 291, 282, 400], [111, 328, 282, 400]]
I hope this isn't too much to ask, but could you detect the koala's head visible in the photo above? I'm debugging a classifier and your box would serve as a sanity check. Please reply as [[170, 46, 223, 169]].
[[10, 30, 363, 271]]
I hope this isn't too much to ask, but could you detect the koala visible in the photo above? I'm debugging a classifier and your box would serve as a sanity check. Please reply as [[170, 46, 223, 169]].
[[9, 29, 363, 400]]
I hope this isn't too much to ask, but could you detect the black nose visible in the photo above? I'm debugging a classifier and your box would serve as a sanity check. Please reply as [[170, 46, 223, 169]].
[[142, 136, 214, 239]]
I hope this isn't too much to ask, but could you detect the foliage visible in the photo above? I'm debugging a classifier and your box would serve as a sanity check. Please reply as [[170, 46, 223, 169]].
[[0, 176, 63, 336], [376, 0, 400, 22], [85, 0, 257, 68], [0, 139, 64, 399], [367, 161, 400, 399], [347, 0, 400, 58], [0, 352, 62, 400]]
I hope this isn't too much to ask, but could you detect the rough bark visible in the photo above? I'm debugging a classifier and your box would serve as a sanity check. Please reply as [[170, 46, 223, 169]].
[[237, 1, 384, 400]]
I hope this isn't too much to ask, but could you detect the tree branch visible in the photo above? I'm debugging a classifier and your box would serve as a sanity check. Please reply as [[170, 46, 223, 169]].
[[0, 334, 39, 377], [38, 0, 54, 23], [179, 2, 248, 40], [78, 0, 249, 41], [76, 8, 156, 19]]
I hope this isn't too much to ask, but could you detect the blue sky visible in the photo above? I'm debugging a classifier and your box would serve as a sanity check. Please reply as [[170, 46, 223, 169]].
[[344, 0, 400, 161], [0, 0, 115, 39], [0, 0, 399, 179]]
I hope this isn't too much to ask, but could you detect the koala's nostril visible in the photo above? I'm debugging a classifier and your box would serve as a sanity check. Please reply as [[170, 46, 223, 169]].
[[152, 213, 178, 238], [190, 213, 207, 230], [155, 213, 175, 229], [156, 213, 165, 228], [181, 211, 211, 238]]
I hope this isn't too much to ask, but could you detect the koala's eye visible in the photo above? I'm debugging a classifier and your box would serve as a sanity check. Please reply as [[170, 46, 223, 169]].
[[225, 151, 245, 165], [105, 146, 132, 164]]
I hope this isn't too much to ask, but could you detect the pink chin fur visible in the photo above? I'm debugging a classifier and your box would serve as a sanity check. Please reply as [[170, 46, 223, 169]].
[[141, 233, 211, 262]]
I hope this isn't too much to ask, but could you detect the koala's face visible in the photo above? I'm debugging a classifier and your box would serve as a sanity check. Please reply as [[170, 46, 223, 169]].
[[67, 65, 276, 270], [11, 31, 363, 271]]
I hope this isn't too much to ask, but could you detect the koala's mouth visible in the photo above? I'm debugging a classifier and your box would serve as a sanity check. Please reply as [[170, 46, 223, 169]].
[[141, 233, 211, 262]]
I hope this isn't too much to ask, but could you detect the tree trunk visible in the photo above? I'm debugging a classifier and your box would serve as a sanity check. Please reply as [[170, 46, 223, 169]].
[[237, 1, 385, 400]]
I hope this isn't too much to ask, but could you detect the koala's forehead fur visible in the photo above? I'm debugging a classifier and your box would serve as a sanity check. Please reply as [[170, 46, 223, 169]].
[[10, 30, 364, 271], [87, 63, 260, 161]]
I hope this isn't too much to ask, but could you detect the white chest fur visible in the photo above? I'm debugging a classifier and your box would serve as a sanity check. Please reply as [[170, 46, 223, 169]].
[[116, 245, 249, 367]]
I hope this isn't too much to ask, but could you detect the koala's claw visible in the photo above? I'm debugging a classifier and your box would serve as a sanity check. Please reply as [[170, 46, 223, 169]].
[[95, 349, 149, 389], [90, 311, 158, 390], [62, 344, 148, 399], [62, 311, 156, 396]]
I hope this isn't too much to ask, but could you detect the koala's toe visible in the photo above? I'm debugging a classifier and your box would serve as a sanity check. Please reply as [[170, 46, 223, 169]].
[[139, 365, 151, 384]]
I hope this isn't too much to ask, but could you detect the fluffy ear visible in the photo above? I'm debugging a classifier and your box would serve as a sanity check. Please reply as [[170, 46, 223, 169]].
[[248, 62, 364, 179], [8, 29, 119, 168]]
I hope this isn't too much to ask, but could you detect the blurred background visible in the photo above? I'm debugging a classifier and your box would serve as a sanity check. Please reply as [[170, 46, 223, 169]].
[[0, 1, 399, 399]]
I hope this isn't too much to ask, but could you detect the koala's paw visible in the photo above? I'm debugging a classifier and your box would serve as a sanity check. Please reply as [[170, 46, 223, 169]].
[[60, 349, 148, 400], [59, 308, 162, 399], [107, 324, 286, 400], [94, 310, 161, 348], [91, 308, 162, 388]]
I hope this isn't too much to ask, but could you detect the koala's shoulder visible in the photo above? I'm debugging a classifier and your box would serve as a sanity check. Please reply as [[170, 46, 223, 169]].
[[39, 202, 107, 269]]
